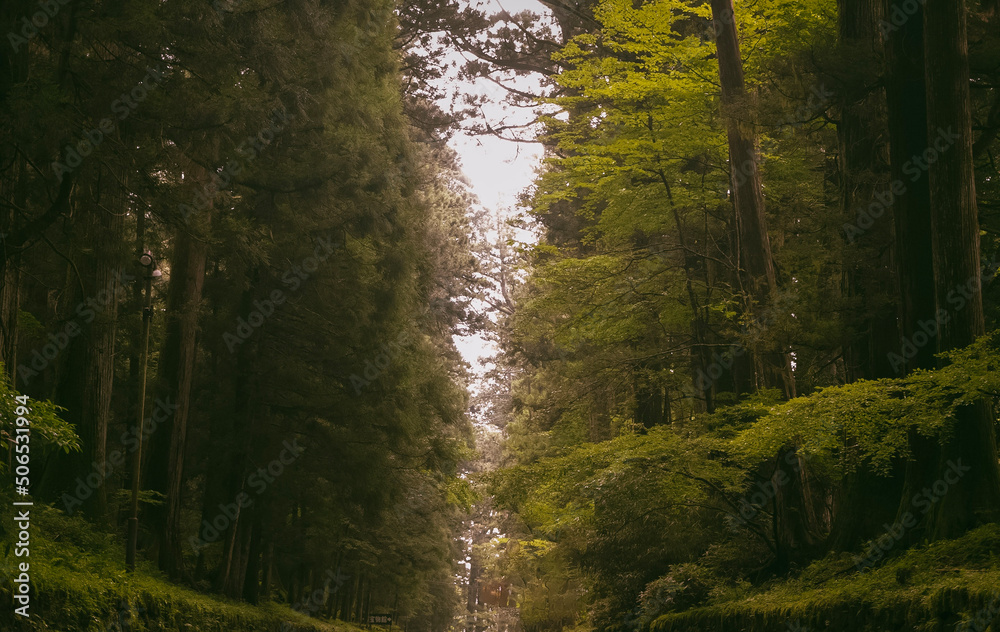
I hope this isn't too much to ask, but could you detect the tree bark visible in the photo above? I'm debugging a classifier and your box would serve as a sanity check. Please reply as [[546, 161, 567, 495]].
[[884, 1, 935, 376], [709, 0, 793, 398], [0, 6, 31, 378], [827, 0, 906, 552], [921, 0, 1000, 538], [51, 167, 126, 523], [837, 0, 898, 382], [148, 228, 208, 579], [0, 146, 26, 380], [710, 0, 818, 567], [261, 540, 274, 601], [242, 515, 263, 603], [881, 0, 943, 546]]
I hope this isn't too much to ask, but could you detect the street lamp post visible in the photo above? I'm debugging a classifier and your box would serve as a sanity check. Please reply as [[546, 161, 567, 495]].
[[127, 251, 159, 572]]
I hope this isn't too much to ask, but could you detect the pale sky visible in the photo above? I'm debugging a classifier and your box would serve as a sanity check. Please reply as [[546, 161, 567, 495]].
[[444, 0, 551, 380], [447, 0, 551, 210]]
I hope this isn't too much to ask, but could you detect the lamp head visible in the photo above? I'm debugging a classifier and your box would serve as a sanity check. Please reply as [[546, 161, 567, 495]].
[[138, 251, 161, 281]]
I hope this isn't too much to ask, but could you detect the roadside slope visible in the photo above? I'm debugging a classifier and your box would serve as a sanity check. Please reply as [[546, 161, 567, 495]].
[[2, 504, 367, 632], [651, 525, 1000, 632]]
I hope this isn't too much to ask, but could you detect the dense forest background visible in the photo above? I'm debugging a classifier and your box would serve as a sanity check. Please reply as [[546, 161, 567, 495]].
[[0, 0, 487, 627], [3, 0, 1000, 631]]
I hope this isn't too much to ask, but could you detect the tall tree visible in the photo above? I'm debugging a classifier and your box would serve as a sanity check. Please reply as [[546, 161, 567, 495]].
[[148, 224, 208, 578], [920, 0, 1000, 538], [708, 0, 792, 397], [880, 0, 943, 546], [826, 0, 904, 552]]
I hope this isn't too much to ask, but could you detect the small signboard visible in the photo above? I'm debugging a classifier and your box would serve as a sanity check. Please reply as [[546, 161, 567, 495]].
[[368, 614, 393, 626]]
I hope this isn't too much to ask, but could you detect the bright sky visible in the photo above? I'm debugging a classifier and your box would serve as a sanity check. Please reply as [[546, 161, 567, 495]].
[[447, 0, 550, 209], [444, 0, 551, 381]]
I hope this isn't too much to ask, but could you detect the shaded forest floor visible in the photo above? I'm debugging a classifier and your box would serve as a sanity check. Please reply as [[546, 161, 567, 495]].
[[1, 505, 363, 632], [5, 504, 1000, 631], [651, 525, 1000, 632]]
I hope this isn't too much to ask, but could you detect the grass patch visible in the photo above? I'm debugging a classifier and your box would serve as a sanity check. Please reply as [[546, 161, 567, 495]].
[[1, 504, 366, 632], [650, 525, 1000, 631]]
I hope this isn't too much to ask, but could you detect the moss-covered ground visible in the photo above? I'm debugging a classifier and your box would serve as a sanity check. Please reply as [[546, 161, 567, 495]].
[[651, 525, 1000, 632], [1, 504, 366, 632]]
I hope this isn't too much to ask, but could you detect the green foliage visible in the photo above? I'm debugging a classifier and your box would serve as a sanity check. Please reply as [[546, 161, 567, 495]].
[[0, 505, 366, 632], [650, 524, 1000, 632], [492, 332, 1000, 629], [488, 424, 754, 629], [0, 364, 79, 467], [1, 0, 477, 626], [733, 335, 1000, 475]]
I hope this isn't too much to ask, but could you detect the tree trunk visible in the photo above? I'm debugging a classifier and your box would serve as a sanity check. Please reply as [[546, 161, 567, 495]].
[[827, 0, 905, 552], [200, 281, 258, 591], [355, 573, 366, 623], [837, 0, 898, 382], [709, 0, 775, 297], [634, 360, 665, 428], [0, 258, 21, 381], [214, 501, 241, 593], [920, 0, 1000, 538], [710, 0, 818, 567], [221, 516, 252, 599], [242, 515, 262, 603], [712, 0, 795, 398], [51, 168, 126, 523], [0, 149, 25, 380], [708, 0, 792, 397], [261, 540, 274, 601], [880, 0, 943, 547], [87, 171, 126, 524], [0, 4, 29, 382], [220, 285, 260, 597], [148, 228, 208, 579]]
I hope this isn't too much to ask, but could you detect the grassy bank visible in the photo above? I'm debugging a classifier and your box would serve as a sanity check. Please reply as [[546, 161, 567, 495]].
[[1, 504, 366, 632], [650, 525, 1000, 632]]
